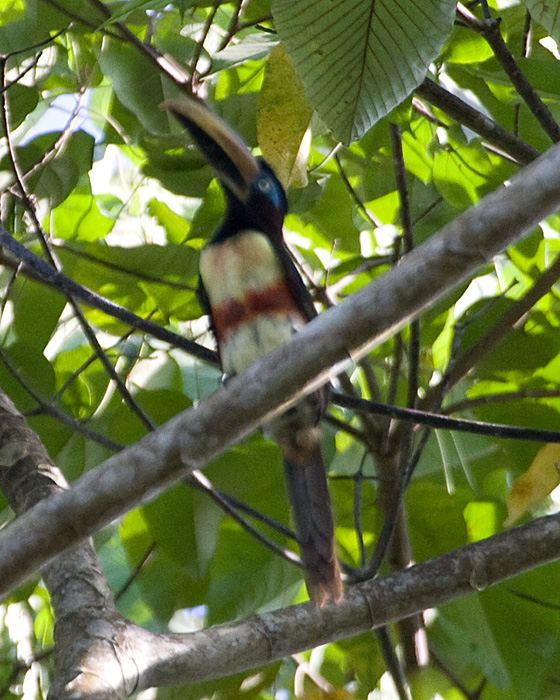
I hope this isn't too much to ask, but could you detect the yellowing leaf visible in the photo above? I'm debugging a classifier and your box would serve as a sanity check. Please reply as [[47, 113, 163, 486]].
[[302, 688, 355, 700], [505, 444, 560, 526], [257, 42, 313, 189]]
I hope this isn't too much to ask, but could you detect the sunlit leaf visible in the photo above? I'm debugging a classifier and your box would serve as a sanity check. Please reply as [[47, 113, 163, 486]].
[[464, 501, 501, 542]]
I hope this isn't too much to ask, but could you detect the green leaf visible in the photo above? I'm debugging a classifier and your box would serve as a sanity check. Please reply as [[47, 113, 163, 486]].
[[0, 0, 66, 53], [98, 38, 169, 134], [55, 241, 200, 328], [406, 481, 469, 559], [522, 0, 560, 44], [335, 634, 386, 696], [156, 664, 282, 700], [206, 519, 302, 623], [296, 175, 360, 253], [402, 121, 435, 183], [54, 345, 111, 419], [214, 34, 279, 71], [434, 595, 511, 689], [103, 0, 172, 26], [463, 501, 501, 542], [120, 509, 204, 622], [433, 143, 495, 209], [141, 134, 214, 199], [142, 483, 222, 576], [10, 277, 65, 353], [272, 0, 456, 143], [478, 571, 560, 700], [148, 198, 192, 244], [2, 130, 95, 208], [443, 25, 494, 64], [5, 84, 39, 130], [47, 192, 115, 241]]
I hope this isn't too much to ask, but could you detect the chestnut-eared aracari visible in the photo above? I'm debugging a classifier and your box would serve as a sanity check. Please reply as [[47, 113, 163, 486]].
[[162, 97, 343, 605]]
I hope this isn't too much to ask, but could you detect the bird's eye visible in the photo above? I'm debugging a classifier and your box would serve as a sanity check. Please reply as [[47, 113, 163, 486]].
[[257, 178, 272, 194]]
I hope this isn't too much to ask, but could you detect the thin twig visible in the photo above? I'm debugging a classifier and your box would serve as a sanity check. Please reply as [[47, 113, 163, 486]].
[[1, 62, 155, 433], [324, 414, 368, 444], [0, 346, 124, 452], [189, 0, 221, 87], [41, 0, 120, 37], [187, 471, 301, 565], [377, 627, 413, 700], [430, 647, 484, 700], [47, 0, 192, 89], [425, 253, 560, 407], [391, 124, 420, 411], [352, 457, 369, 567], [115, 541, 157, 601], [457, 3, 560, 143], [0, 52, 43, 93], [0, 230, 218, 365], [335, 153, 383, 228], [54, 242, 196, 292], [332, 392, 560, 444], [22, 89, 89, 183], [444, 387, 560, 415]]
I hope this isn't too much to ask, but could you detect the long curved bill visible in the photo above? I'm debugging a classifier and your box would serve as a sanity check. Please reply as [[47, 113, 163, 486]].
[[161, 97, 260, 202]]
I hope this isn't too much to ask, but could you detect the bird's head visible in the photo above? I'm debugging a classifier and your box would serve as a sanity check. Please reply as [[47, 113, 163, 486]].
[[161, 97, 287, 237]]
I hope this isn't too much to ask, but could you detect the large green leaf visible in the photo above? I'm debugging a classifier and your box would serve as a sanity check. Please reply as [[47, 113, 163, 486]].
[[120, 509, 205, 623], [272, 0, 456, 143], [54, 241, 201, 328], [142, 482, 222, 578]]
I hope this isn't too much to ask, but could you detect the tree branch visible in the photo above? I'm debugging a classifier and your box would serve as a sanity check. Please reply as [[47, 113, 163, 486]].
[[3, 139, 560, 598], [456, 3, 560, 143], [0, 229, 218, 365], [416, 78, 540, 165], [0, 390, 123, 699], [53, 512, 560, 697]]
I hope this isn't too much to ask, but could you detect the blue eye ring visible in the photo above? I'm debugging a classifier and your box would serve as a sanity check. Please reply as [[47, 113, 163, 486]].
[[257, 178, 272, 194]]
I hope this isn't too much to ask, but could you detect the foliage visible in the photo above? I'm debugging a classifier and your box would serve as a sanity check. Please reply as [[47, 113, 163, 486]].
[[2, 0, 560, 698]]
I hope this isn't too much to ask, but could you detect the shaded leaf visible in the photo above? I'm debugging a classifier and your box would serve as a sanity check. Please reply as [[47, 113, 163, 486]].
[[6, 84, 39, 130], [214, 34, 279, 71], [522, 0, 560, 44], [98, 38, 168, 134]]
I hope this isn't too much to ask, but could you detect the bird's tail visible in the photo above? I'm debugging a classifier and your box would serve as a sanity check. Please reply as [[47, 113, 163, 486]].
[[284, 446, 343, 606]]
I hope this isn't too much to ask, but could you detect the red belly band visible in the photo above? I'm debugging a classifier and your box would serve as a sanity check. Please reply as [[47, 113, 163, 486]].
[[212, 283, 300, 340]]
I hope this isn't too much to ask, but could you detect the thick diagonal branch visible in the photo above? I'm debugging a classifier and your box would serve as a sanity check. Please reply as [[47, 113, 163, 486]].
[[2, 140, 560, 599]]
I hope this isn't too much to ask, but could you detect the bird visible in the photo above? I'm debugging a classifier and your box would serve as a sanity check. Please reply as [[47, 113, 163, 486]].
[[162, 96, 343, 606]]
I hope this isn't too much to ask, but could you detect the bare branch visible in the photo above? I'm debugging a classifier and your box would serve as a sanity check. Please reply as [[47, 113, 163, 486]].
[[51, 511, 560, 697], [416, 78, 540, 165], [457, 3, 560, 143]]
